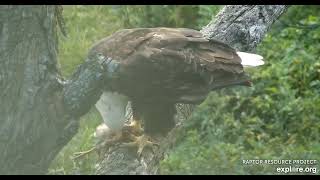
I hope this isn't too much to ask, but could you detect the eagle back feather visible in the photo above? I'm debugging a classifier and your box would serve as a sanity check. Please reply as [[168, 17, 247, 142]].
[[89, 28, 258, 104], [88, 28, 244, 74]]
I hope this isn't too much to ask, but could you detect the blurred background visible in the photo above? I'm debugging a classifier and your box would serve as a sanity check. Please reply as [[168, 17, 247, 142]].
[[49, 5, 320, 174]]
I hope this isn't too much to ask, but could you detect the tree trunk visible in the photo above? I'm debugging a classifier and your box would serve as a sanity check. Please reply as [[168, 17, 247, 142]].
[[0, 5, 107, 174], [95, 5, 289, 175]]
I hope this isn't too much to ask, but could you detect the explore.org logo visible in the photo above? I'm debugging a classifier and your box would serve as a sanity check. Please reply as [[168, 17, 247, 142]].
[[276, 166, 317, 174], [242, 159, 318, 174]]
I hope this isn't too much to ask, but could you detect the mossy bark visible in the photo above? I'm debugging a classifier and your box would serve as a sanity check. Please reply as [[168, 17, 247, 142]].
[[0, 5, 107, 174]]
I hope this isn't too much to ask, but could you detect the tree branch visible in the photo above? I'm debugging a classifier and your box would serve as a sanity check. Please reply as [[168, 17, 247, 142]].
[[62, 59, 106, 119], [201, 5, 289, 52], [94, 5, 289, 175]]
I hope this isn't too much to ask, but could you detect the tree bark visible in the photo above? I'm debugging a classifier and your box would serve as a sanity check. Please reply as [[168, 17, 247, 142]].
[[95, 5, 289, 175], [0, 5, 108, 174]]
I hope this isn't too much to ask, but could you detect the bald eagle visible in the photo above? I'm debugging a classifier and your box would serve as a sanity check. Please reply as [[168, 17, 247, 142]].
[[88, 28, 264, 156]]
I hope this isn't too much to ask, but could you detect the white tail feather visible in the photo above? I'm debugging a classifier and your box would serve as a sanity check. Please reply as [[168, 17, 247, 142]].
[[237, 52, 264, 67]]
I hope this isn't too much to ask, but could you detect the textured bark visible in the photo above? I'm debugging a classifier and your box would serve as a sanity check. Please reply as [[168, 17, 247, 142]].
[[0, 6, 107, 174], [95, 5, 289, 175], [201, 5, 289, 52]]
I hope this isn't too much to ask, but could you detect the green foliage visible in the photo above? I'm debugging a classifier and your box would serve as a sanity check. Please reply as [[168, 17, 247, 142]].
[[196, 5, 222, 29], [161, 6, 320, 175], [111, 5, 221, 30], [112, 5, 200, 29], [57, 5, 122, 78]]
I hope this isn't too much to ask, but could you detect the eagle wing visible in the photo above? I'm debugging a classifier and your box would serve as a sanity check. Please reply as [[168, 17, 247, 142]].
[[89, 28, 249, 103]]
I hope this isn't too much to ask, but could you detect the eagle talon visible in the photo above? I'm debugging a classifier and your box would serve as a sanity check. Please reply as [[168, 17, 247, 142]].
[[120, 134, 159, 157]]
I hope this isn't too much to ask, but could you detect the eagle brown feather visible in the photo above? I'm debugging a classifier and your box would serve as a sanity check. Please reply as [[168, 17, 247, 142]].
[[89, 28, 253, 134]]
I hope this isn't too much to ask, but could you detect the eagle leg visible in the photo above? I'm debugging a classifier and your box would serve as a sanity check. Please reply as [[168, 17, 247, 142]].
[[120, 133, 159, 157]]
